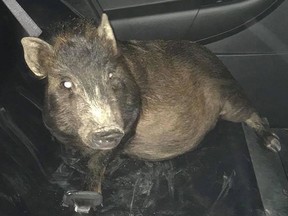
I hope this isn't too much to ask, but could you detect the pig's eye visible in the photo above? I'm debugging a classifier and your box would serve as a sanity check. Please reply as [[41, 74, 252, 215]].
[[62, 81, 73, 89], [108, 72, 113, 79]]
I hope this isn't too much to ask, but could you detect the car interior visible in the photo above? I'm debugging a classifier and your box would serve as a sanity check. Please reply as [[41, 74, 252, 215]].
[[0, 0, 287, 215]]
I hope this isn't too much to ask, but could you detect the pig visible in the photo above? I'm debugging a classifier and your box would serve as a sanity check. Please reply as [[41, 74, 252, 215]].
[[21, 14, 280, 212]]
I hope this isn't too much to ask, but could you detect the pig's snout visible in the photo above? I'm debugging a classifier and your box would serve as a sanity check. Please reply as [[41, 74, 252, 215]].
[[90, 129, 124, 150]]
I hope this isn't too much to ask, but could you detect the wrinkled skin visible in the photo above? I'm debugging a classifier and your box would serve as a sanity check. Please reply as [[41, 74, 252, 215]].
[[21, 14, 281, 212]]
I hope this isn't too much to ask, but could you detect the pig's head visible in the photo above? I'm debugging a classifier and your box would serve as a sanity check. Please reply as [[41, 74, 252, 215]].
[[21, 14, 141, 150]]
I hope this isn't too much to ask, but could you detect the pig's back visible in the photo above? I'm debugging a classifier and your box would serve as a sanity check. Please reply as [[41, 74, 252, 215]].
[[120, 41, 235, 161]]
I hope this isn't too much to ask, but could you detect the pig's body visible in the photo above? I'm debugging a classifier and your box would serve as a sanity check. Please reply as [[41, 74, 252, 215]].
[[120, 41, 229, 160], [21, 14, 281, 212]]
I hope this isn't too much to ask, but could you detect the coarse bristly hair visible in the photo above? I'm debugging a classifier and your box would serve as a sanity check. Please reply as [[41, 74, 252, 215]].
[[51, 19, 116, 56]]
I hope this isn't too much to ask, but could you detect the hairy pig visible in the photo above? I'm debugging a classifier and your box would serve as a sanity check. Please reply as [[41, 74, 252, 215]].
[[21, 14, 280, 212]]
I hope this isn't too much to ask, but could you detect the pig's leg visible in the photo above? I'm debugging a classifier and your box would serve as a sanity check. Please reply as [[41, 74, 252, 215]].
[[85, 150, 112, 194], [63, 150, 113, 213], [220, 91, 281, 152]]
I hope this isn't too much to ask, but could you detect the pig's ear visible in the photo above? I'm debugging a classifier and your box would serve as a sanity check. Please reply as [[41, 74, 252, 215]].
[[97, 13, 117, 54], [21, 37, 54, 79]]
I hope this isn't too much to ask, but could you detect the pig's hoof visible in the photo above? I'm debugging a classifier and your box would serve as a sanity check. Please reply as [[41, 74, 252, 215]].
[[62, 190, 103, 213], [263, 132, 281, 153]]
